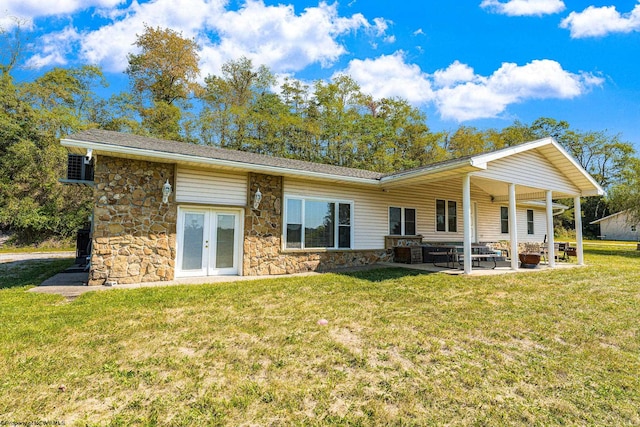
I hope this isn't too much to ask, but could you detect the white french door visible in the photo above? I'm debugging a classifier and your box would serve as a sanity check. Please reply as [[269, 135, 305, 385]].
[[177, 207, 243, 277]]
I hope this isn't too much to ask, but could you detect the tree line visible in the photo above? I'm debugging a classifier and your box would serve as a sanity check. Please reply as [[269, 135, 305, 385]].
[[1, 24, 637, 243]]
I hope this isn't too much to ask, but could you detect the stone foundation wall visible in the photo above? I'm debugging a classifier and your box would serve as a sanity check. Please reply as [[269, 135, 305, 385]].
[[243, 173, 391, 275], [90, 156, 176, 285], [243, 173, 283, 275], [384, 235, 424, 249], [249, 249, 393, 275]]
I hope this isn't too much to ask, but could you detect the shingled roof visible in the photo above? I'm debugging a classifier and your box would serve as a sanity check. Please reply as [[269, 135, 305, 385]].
[[61, 129, 604, 197], [64, 129, 384, 180]]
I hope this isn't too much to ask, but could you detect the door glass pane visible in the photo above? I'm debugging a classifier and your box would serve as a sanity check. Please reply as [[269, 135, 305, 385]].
[[182, 213, 204, 270], [216, 214, 235, 269]]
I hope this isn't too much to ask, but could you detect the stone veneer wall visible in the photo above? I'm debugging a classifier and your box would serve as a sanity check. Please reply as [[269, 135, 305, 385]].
[[90, 156, 176, 285], [243, 173, 392, 275]]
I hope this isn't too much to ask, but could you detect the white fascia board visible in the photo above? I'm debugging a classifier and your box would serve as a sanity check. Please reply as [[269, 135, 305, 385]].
[[547, 139, 605, 196], [379, 159, 485, 185], [60, 138, 381, 186], [471, 137, 554, 164]]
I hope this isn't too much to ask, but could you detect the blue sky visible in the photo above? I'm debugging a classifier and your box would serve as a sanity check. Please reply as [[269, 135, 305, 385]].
[[2, 0, 640, 149]]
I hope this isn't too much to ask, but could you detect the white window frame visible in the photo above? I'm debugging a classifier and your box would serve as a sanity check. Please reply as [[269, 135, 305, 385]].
[[388, 206, 417, 236], [284, 195, 354, 250], [435, 199, 458, 233], [500, 206, 509, 234], [527, 209, 534, 235]]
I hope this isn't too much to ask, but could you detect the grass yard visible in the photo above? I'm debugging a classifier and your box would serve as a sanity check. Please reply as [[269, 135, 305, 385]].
[[1, 244, 639, 425]]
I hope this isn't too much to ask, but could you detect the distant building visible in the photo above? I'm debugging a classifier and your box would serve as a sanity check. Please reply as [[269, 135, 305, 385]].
[[590, 211, 639, 241]]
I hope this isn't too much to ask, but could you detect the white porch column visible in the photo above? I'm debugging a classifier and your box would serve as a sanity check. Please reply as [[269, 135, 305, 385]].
[[509, 183, 518, 270], [546, 190, 555, 268], [574, 196, 584, 265], [462, 173, 472, 274]]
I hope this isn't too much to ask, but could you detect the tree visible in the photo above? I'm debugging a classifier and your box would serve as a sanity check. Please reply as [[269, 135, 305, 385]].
[[312, 75, 361, 167], [529, 117, 637, 236], [22, 66, 107, 137], [606, 157, 640, 224], [445, 126, 490, 157], [199, 57, 275, 150], [126, 25, 201, 106], [0, 67, 95, 243], [126, 25, 201, 139]]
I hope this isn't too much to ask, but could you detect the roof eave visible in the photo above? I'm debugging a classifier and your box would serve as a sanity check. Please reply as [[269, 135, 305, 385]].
[[60, 138, 381, 186], [380, 159, 485, 185]]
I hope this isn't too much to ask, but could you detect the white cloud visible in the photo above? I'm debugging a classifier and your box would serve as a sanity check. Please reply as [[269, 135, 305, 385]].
[[79, 0, 226, 72], [433, 59, 603, 121], [480, 0, 565, 16], [372, 17, 390, 35], [22, 0, 384, 74], [433, 60, 476, 87], [337, 52, 434, 104], [340, 54, 602, 121], [0, 0, 125, 29], [560, 3, 640, 38], [213, 1, 370, 72], [24, 25, 81, 68]]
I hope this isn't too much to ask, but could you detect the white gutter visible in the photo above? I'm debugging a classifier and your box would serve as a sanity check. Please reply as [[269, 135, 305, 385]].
[[517, 200, 567, 216], [379, 158, 486, 185], [61, 138, 382, 186]]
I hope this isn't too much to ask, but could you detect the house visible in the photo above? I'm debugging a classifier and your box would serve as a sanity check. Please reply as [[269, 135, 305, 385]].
[[590, 210, 639, 241], [60, 129, 604, 285]]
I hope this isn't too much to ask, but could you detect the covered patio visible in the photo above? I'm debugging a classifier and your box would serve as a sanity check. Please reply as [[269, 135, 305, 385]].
[[381, 138, 605, 274]]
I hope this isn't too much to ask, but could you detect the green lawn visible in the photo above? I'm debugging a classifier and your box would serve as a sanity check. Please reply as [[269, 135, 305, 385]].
[[1, 244, 639, 425]]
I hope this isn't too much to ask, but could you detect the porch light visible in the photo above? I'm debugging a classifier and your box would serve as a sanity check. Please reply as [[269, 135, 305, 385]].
[[253, 188, 262, 210], [162, 179, 172, 204]]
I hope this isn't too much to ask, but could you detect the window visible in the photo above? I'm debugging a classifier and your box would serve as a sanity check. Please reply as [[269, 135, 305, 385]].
[[501, 207, 509, 234], [436, 199, 457, 232], [285, 197, 353, 249], [389, 207, 417, 235], [527, 209, 534, 235]]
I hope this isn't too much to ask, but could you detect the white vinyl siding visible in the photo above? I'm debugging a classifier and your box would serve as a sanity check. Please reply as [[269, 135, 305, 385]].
[[475, 150, 580, 195], [285, 178, 545, 248], [596, 212, 640, 241], [176, 167, 247, 206]]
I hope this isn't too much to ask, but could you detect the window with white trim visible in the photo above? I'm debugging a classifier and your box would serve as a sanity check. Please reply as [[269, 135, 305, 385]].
[[389, 207, 417, 235], [436, 199, 457, 232], [527, 209, 534, 235], [285, 197, 353, 249], [500, 206, 509, 234]]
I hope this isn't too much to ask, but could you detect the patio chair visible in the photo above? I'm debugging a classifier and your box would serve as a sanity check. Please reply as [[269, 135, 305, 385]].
[[540, 242, 560, 263]]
